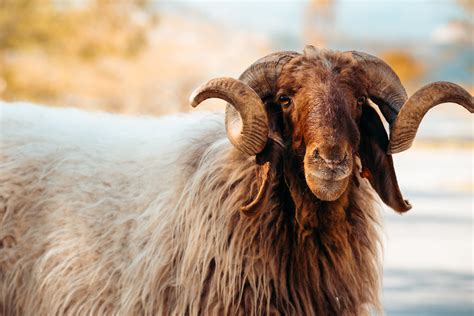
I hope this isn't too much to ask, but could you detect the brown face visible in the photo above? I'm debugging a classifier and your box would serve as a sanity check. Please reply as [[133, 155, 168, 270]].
[[276, 55, 367, 201], [192, 46, 471, 213]]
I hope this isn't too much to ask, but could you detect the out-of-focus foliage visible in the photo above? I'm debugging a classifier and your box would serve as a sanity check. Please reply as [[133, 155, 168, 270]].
[[457, 0, 474, 12], [0, 0, 149, 59], [0, 0, 154, 103], [379, 51, 425, 84], [303, 0, 334, 47], [0, 0, 269, 114]]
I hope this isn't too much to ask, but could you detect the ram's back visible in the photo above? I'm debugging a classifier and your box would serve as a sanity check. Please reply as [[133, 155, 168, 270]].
[[2, 101, 226, 213]]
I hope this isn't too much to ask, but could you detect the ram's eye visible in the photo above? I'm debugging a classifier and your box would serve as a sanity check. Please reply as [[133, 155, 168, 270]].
[[278, 95, 292, 107], [356, 96, 367, 106]]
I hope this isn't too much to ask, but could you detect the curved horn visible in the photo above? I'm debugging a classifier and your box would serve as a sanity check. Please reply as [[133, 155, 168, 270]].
[[388, 81, 473, 153], [190, 77, 269, 156], [223, 52, 300, 154], [191, 51, 299, 156], [349, 51, 408, 125], [238, 51, 300, 97]]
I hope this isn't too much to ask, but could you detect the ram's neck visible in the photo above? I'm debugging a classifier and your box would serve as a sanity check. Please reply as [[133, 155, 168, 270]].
[[258, 163, 382, 315], [165, 146, 382, 315]]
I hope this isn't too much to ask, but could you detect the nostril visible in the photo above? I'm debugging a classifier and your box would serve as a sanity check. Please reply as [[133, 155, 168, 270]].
[[314, 146, 347, 165], [313, 148, 320, 160], [325, 153, 347, 165]]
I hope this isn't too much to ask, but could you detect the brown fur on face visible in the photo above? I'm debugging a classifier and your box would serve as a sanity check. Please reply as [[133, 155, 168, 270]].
[[275, 51, 366, 201]]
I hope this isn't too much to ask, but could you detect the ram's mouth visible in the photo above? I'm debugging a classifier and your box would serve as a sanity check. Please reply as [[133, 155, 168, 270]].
[[304, 156, 353, 201], [305, 171, 351, 201]]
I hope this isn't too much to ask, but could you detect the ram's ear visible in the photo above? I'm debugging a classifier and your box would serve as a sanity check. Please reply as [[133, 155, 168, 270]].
[[358, 104, 412, 213], [241, 138, 283, 216], [240, 161, 271, 216]]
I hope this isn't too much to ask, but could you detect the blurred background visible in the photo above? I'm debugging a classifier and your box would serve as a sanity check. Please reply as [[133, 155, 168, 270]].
[[0, 0, 472, 314]]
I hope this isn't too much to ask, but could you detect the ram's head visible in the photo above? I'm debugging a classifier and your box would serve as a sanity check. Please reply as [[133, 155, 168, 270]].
[[191, 46, 473, 213]]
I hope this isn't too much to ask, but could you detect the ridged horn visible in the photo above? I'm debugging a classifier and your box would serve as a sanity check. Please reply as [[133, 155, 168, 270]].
[[237, 51, 300, 98], [349, 51, 408, 125], [388, 81, 473, 153], [222, 52, 300, 154], [190, 77, 269, 156], [191, 51, 300, 156]]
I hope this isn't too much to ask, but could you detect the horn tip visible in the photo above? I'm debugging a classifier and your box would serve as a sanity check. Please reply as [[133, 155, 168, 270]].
[[389, 129, 415, 154], [189, 88, 201, 108], [387, 143, 409, 154]]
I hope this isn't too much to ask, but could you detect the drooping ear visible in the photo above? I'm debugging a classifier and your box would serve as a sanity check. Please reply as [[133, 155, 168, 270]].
[[240, 161, 271, 216], [240, 138, 283, 216], [358, 104, 412, 213]]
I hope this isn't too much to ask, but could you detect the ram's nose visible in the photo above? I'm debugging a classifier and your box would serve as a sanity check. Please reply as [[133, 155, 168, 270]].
[[313, 145, 347, 168]]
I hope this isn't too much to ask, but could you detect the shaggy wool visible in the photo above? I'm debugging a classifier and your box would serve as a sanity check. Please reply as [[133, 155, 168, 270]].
[[0, 102, 382, 315]]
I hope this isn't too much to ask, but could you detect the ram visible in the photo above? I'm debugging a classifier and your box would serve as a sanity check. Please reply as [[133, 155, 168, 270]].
[[0, 46, 472, 315]]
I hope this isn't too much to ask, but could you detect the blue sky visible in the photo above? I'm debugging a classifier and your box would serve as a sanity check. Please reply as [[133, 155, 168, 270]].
[[335, 0, 464, 41], [161, 0, 466, 43]]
